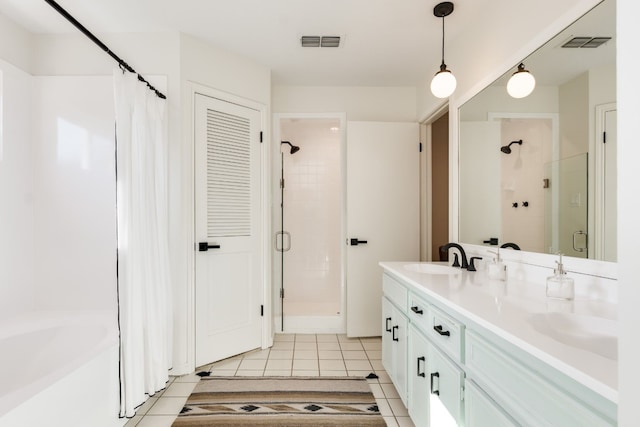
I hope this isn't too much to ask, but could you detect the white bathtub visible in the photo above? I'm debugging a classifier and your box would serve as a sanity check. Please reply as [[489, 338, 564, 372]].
[[0, 311, 125, 427]]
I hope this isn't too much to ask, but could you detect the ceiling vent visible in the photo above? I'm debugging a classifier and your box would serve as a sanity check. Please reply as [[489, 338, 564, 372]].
[[301, 36, 321, 47], [301, 36, 341, 48], [561, 36, 612, 48], [321, 36, 340, 47]]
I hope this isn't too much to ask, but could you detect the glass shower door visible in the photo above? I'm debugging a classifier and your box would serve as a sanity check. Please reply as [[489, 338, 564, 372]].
[[544, 153, 588, 258]]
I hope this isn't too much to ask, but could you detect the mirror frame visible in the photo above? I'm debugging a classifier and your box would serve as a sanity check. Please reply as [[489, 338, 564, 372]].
[[449, 0, 609, 260]]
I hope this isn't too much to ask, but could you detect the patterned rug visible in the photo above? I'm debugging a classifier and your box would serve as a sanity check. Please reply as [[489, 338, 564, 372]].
[[172, 376, 386, 426]]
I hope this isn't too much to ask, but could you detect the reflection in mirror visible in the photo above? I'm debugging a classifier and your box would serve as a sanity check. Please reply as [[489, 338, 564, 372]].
[[458, 0, 616, 261]]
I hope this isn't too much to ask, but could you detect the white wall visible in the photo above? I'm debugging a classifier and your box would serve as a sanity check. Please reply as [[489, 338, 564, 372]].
[[459, 85, 559, 121], [458, 121, 501, 245], [0, 59, 34, 320], [617, 0, 640, 424], [273, 86, 417, 122], [0, 12, 31, 72], [559, 72, 589, 158]]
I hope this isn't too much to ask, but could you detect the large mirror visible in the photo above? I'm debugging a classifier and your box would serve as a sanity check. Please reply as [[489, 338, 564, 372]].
[[458, 0, 616, 261]]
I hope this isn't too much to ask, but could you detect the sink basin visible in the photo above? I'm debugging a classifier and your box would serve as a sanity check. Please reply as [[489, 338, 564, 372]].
[[403, 263, 460, 275], [528, 312, 617, 360]]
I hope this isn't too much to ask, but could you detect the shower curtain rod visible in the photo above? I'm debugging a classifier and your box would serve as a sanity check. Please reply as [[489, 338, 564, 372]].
[[43, 0, 167, 99]]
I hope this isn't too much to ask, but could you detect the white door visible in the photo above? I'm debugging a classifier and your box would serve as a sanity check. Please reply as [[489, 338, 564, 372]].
[[603, 109, 617, 261], [346, 121, 420, 337], [194, 94, 263, 366]]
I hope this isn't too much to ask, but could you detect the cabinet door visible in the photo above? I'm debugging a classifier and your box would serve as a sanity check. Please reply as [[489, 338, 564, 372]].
[[391, 304, 408, 405], [429, 344, 464, 426], [382, 297, 393, 373], [408, 325, 430, 426], [382, 295, 408, 404], [465, 380, 519, 427]]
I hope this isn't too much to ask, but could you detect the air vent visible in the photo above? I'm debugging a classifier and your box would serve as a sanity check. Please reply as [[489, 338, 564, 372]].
[[561, 36, 611, 48], [321, 36, 340, 47], [301, 35, 341, 48], [301, 36, 320, 47]]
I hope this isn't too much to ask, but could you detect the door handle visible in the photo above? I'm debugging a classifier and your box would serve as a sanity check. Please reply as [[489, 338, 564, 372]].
[[348, 238, 368, 246], [430, 372, 440, 395], [385, 317, 392, 332], [417, 356, 426, 378], [572, 231, 587, 253], [275, 231, 292, 252], [433, 324, 450, 336], [392, 325, 399, 342], [199, 242, 221, 252], [411, 306, 424, 315]]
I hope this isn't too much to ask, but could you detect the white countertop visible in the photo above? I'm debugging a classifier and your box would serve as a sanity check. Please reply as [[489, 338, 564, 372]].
[[379, 261, 618, 403]]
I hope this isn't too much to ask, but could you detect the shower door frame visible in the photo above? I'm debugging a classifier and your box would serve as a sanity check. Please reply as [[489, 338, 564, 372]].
[[272, 112, 347, 334]]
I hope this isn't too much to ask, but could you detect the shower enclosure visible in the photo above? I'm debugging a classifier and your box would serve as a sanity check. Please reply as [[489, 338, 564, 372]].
[[273, 116, 344, 333], [544, 153, 589, 258]]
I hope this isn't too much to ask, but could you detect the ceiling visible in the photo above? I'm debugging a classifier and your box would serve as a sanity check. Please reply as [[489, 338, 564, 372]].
[[0, 0, 488, 86]]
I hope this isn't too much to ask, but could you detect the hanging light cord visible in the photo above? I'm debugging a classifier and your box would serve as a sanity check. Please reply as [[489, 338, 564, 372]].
[[440, 15, 446, 69]]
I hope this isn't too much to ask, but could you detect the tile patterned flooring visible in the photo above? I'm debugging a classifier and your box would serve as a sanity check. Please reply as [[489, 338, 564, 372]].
[[124, 333, 415, 427]]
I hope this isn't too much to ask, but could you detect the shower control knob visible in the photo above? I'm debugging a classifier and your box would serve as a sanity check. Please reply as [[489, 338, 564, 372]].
[[349, 238, 368, 246]]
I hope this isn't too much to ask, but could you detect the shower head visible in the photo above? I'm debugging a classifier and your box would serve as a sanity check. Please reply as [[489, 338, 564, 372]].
[[281, 141, 300, 154], [501, 139, 523, 154]]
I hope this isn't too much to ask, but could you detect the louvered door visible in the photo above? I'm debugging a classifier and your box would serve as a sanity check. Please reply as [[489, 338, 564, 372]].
[[194, 94, 263, 366]]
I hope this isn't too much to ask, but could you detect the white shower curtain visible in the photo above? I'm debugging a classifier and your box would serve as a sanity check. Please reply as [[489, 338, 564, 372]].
[[114, 70, 172, 418]]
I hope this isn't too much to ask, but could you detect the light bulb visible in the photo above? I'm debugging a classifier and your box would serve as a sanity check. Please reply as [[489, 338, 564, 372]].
[[507, 64, 536, 98], [431, 68, 457, 98]]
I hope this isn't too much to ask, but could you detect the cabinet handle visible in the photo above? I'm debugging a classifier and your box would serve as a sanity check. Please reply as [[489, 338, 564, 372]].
[[385, 317, 392, 332], [433, 324, 450, 336], [430, 372, 440, 395], [417, 356, 426, 378], [411, 306, 424, 315], [392, 325, 399, 342]]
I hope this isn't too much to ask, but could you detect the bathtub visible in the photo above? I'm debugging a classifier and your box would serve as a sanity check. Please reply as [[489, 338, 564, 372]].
[[0, 311, 125, 427]]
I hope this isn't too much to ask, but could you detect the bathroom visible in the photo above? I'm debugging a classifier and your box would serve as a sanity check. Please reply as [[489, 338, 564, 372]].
[[0, 0, 639, 425]]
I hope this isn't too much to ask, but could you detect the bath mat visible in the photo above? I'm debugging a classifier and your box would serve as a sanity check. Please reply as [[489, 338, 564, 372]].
[[172, 376, 385, 426]]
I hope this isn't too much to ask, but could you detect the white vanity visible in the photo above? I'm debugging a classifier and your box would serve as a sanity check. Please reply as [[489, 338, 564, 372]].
[[380, 261, 617, 427]]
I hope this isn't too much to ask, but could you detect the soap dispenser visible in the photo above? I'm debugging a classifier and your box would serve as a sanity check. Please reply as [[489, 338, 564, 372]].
[[546, 254, 575, 300], [487, 249, 507, 281]]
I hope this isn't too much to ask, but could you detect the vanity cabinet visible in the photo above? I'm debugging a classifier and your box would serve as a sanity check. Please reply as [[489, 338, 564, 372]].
[[429, 341, 465, 424], [464, 380, 518, 427], [382, 275, 408, 404], [465, 331, 614, 426], [380, 269, 617, 427], [385, 273, 465, 425]]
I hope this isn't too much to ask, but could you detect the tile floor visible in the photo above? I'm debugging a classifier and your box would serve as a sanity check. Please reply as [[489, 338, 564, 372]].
[[124, 333, 415, 427]]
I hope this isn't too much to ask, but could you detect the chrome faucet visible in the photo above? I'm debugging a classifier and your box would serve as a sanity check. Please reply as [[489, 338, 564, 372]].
[[440, 243, 469, 269]]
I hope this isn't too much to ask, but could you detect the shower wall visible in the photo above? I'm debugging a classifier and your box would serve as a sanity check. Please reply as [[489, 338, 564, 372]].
[[0, 60, 35, 320], [500, 118, 552, 253], [31, 76, 117, 312], [0, 66, 119, 320], [278, 118, 342, 327]]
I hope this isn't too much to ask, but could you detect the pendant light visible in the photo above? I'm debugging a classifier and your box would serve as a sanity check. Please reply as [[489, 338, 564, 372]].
[[507, 63, 536, 98], [430, 2, 456, 99]]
